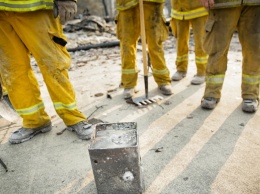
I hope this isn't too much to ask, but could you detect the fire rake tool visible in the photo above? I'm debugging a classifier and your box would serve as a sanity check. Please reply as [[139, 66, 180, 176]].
[[126, 0, 163, 107]]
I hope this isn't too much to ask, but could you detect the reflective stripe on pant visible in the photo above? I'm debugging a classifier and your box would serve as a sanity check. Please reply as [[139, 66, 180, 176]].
[[0, 10, 86, 128], [116, 2, 171, 88], [203, 6, 260, 100], [171, 16, 208, 75]]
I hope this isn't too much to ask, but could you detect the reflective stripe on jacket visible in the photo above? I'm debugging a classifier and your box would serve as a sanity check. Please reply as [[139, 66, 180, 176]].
[[213, 0, 260, 8], [0, 0, 54, 11], [170, 0, 208, 20], [116, 0, 165, 11], [171, 8, 208, 20]]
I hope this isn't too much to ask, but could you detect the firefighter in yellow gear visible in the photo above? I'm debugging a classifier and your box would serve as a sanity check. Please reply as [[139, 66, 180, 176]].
[[116, 0, 173, 99], [200, 0, 260, 113], [0, 0, 93, 143], [170, 0, 208, 85]]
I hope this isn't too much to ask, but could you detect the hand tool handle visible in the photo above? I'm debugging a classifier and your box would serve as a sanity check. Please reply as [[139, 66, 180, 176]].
[[139, 0, 149, 98], [139, 0, 148, 77]]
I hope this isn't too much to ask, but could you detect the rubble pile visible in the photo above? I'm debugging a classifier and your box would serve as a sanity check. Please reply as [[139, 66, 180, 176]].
[[64, 15, 117, 50]]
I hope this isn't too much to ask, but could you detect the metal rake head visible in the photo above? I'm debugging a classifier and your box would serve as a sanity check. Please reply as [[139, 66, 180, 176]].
[[126, 95, 164, 107]]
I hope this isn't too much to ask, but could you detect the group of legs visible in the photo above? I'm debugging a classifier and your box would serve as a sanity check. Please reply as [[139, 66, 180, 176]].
[[117, 1, 208, 101], [0, 3, 259, 145], [118, 2, 260, 113]]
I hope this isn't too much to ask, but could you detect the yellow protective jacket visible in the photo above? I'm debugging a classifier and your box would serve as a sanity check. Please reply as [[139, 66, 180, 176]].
[[171, 0, 208, 20], [0, 0, 77, 12], [116, 0, 165, 11], [0, 0, 53, 11], [213, 0, 260, 8]]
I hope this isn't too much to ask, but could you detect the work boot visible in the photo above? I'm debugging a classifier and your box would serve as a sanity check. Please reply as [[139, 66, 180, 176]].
[[158, 84, 174, 96], [201, 97, 219, 110], [171, 71, 187, 81], [191, 75, 205, 85], [242, 99, 258, 113], [123, 88, 138, 99], [67, 121, 92, 140], [9, 122, 52, 144]]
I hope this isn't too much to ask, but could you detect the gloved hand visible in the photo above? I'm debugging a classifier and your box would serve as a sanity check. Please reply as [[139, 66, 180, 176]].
[[53, 0, 77, 25]]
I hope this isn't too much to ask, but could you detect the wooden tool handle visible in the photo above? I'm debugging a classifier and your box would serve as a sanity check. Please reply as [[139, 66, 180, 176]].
[[139, 0, 148, 76]]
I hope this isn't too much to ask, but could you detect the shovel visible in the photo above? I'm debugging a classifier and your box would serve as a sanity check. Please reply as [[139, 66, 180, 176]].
[[0, 83, 20, 123], [0, 99, 20, 123], [127, 0, 163, 107]]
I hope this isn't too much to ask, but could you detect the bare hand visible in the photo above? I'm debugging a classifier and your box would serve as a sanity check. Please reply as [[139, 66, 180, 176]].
[[200, 0, 215, 9]]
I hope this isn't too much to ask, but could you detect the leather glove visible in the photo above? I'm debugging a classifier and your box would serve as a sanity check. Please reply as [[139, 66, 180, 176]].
[[53, 0, 77, 25]]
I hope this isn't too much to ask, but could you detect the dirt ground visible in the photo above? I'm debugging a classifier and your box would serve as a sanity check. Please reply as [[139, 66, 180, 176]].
[[0, 21, 259, 194]]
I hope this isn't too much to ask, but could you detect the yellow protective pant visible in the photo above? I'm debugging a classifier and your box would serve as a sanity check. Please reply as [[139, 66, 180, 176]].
[[203, 6, 260, 100], [116, 2, 171, 88], [0, 10, 86, 128], [171, 16, 208, 76]]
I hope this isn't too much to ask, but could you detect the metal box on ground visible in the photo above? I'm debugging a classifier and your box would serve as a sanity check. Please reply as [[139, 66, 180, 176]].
[[88, 122, 143, 194]]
